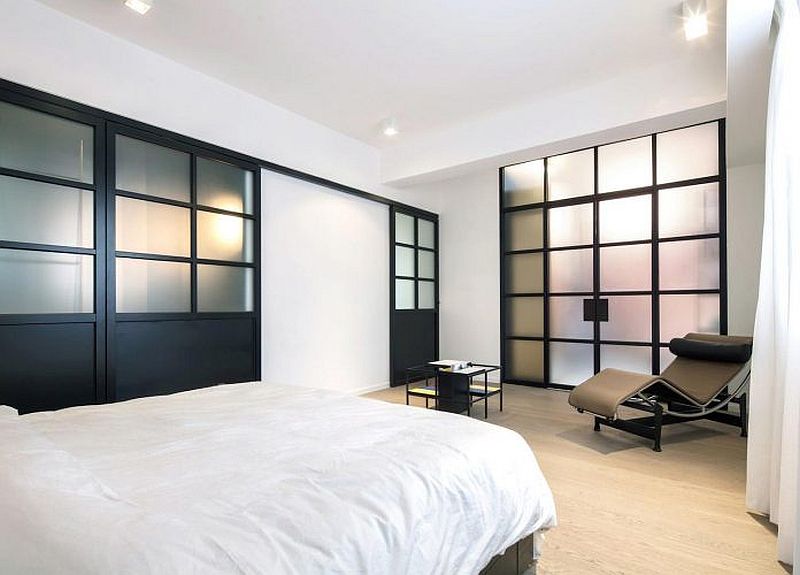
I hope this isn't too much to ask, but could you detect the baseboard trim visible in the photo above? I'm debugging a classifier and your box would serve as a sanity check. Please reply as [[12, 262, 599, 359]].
[[354, 381, 391, 395]]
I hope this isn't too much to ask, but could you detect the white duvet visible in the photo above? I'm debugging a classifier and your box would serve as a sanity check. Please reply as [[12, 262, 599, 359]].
[[0, 382, 556, 574]]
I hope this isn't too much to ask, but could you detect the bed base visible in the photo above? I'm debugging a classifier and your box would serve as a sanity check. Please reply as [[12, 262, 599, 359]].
[[480, 532, 537, 575], [591, 392, 748, 452]]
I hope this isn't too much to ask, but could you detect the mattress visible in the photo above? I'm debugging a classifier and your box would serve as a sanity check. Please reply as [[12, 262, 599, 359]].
[[0, 382, 556, 574]]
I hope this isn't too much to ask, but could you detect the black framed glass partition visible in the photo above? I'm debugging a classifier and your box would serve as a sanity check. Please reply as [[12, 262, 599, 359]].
[[0, 86, 260, 412], [108, 125, 259, 401], [390, 207, 439, 385], [0, 96, 106, 412], [500, 120, 726, 387]]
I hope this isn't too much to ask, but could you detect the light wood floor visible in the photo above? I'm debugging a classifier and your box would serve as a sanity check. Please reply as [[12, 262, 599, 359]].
[[366, 384, 790, 575]]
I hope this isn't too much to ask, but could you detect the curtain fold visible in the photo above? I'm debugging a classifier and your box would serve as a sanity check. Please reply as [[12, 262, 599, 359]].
[[746, 0, 800, 566]]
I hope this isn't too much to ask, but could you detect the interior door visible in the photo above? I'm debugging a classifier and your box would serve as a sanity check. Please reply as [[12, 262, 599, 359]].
[[390, 207, 439, 385]]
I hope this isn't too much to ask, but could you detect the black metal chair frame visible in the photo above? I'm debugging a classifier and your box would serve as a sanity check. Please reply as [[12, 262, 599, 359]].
[[581, 370, 750, 452]]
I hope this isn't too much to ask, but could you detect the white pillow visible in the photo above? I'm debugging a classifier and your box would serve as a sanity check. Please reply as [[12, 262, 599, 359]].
[[0, 405, 18, 418]]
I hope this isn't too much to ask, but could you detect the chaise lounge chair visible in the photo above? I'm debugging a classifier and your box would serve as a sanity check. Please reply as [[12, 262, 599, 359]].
[[568, 333, 753, 451]]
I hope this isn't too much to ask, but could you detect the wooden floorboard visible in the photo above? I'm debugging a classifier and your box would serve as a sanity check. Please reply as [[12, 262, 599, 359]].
[[365, 384, 790, 575]]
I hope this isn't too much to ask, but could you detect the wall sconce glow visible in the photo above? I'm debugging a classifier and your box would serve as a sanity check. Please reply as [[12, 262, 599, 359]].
[[124, 0, 152, 15], [683, 0, 708, 41], [380, 117, 399, 137]]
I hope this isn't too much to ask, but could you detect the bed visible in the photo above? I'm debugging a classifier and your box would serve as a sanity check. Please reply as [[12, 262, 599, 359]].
[[0, 382, 556, 574]]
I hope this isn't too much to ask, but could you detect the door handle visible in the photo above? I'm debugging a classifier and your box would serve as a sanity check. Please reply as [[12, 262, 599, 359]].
[[583, 299, 609, 322]]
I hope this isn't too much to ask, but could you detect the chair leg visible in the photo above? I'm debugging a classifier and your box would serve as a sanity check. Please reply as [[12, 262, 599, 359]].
[[653, 404, 663, 452], [593, 417, 601, 432], [740, 392, 749, 437]]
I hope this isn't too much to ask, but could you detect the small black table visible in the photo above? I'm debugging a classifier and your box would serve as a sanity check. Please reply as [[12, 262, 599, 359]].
[[405, 362, 502, 418]]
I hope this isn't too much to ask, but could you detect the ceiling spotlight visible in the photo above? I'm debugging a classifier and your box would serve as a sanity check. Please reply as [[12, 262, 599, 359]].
[[380, 117, 399, 137], [124, 0, 152, 15], [683, 0, 708, 41]]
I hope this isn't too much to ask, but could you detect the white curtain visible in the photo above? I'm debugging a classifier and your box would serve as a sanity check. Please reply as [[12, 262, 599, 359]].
[[747, 0, 800, 566]]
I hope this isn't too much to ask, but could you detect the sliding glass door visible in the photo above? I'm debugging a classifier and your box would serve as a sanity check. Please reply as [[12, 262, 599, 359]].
[[0, 86, 260, 412], [501, 120, 725, 387], [0, 95, 105, 412], [108, 125, 259, 401]]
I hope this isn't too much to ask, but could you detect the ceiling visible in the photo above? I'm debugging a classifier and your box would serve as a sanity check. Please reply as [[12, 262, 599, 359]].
[[35, 0, 725, 148]]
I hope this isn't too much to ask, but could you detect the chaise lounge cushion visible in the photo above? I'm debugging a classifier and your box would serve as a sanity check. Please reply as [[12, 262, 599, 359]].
[[567, 369, 660, 419], [669, 336, 752, 363]]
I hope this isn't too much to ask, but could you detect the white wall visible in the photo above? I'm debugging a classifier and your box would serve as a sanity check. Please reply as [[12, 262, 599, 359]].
[[261, 171, 390, 394]]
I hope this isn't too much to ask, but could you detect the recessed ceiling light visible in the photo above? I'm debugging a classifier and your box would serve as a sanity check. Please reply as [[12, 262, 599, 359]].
[[683, 0, 708, 41], [124, 0, 152, 15], [380, 117, 399, 137]]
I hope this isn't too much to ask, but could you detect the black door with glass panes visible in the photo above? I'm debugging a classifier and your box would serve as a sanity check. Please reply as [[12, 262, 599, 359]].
[[390, 207, 439, 385]]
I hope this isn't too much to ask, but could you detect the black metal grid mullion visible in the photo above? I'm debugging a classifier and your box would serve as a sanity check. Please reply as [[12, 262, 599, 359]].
[[592, 148, 601, 374], [190, 155, 198, 314], [542, 159, 550, 385], [652, 133, 661, 374], [0, 166, 96, 191]]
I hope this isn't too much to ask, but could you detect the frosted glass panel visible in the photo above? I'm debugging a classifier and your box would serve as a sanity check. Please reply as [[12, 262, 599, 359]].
[[660, 294, 719, 342], [507, 340, 544, 381], [418, 281, 435, 309], [0, 101, 93, 184], [599, 195, 651, 243], [660, 239, 719, 290], [505, 209, 543, 251], [418, 219, 435, 249], [395, 246, 415, 276], [197, 158, 254, 214], [503, 160, 544, 207], [600, 244, 651, 291], [598, 136, 652, 193], [549, 203, 593, 247], [418, 250, 435, 279], [548, 149, 594, 201], [197, 265, 254, 312], [657, 122, 718, 184], [602, 296, 651, 342], [506, 253, 543, 294], [116, 197, 190, 257], [0, 249, 93, 314], [116, 258, 190, 313], [506, 297, 543, 337], [0, 175, 93, 248], [659, 183, 719, 238], [549, 249, 592, 293], [549, 297, 593, 339], [115, 135, 190, 202], [395, 213, 415, 244], [197, 211, 254, 263], [395, 279, 415, 309], [601, 345, 652, 373], [550, 342, 595, 386]]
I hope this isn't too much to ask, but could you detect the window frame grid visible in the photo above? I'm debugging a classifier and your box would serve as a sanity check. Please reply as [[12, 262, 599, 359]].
[[500, 119, 727, 387], [109, 124, 259, 321]]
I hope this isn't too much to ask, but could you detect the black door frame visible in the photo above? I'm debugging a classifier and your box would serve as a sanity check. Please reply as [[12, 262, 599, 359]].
[[500, 119, 728, 388]]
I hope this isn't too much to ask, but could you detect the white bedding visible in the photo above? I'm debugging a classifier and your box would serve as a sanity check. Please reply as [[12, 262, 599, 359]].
[[0, 382, 556, 574]]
